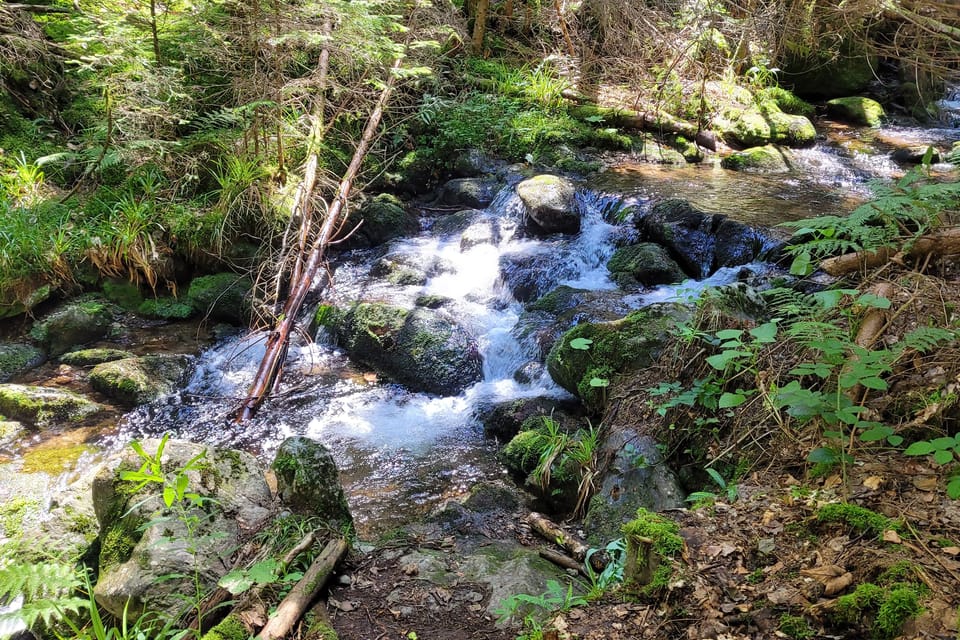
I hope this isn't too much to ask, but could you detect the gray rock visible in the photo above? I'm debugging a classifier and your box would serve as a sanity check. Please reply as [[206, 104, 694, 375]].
[[439, 178, 500, 209], [513, 286, 632, 357], [92, 439, 273, 619], [583, 432, 684, 545], [0, 342, 44, 382], [431, 209, 484, 236], [30, 298, 113, 356], [0, 384, 103, 428], [516, 175, 580, 235], [0, 283, 51, 321], [478, 397, 580, 442], [607, 243, 686, 288], [460, 219, 501, 251], [272, 436, 352, 526], [347, 194, 420, 248], [891, 145, 942, 164], [186, 273, 252, 325], [0, 420, 25, 448], [88, 354, 192, 405]]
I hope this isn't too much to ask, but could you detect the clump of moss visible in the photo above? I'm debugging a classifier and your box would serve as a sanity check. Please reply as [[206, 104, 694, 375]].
[[778, 614, 814, 639], [138, 297, 195, 320], [816, 503, 902, 538], [200, 614, 248, 640], [622, 508, 683, 595], [833, 582, 924, 639]]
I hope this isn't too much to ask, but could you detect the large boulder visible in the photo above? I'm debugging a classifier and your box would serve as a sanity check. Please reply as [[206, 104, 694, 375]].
[[30, 298, 113, 357], [516, 175, 580, 234], [271, 437, 352, 527], [0, 342, 44, 382], [783, 48, 877, 99], [583, 431, 685, 544], [88, 354, 193, 405], [478, 396, 582, 442], [92, 439, 273, 619], [347, 194, 420, 248], [720, 144, 793, 173], [0, 282, 51, 321], [0, 384, 102, 427], [336, 303, 483, 395], [607, 243, 687, 288], [460, 218, 501, 251], [186, 273, 252, 324], [826, 96, 885, 127], [546, 303, 691, 412], [498, 250, 565, 303], [438, 178, 500, 209]]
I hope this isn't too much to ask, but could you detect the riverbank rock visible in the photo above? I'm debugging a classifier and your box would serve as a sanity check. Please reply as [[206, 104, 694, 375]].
[[348, 194, 420, 248], [0, 282, 51, 321], [460, 218, 501, 250], [499, 250, 563, 303], [92, 439, 273, 619], [479, 396, 582, 442], [583, 431, 685, 545], [272, 436, 352, 527], [826, 96, 886, 127], [721, 144, 793, 173], [546, 303, 691, 412], [88, 354, 193, 405], [607, 243, 687, 288], [0, 342, 44, 382], [337, 303, 483, 395], [186, 273, 251, 324], [891, 145, 941, 164], [516, 175, 580, 234], [30, 298, 113, 356], [438, 177, 500, 209], [60, 348, 134, 366], [0, 384, 102, 427], [711, 85, 817, 149], [784, 48, 876, 99]]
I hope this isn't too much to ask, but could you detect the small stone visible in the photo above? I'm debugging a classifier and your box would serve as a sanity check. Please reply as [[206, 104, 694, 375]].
[[757, 538, 776, 554]]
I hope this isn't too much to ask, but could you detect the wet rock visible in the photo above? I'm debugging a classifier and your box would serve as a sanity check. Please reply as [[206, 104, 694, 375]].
[[272, 436, 352, 526], [499, 251, 562, 303], [186, 273, 252, 324], [30, 298, 113, 357], [891, 145, 942, 164], [721, 144, 793, 173], [60, 348, 134, 367], [430, 209, 483, 236], [347, 194, 420, 248], [0, 342, 44, 382], [0, 420, 25, 448], [337, 303, 483, 395], [370, 253, 430, 286], [636, 139, 688, 164], [699, 282, 770, 321], [42, 461, 106, 564], [479, 396, 580, 442], [460, 218, 501, 250], [101, 279, 144, 311], [546, 303, 691, 412], [513, 286, 632, 357], [452, 148, 499, 178], [0, 384, 103, 427], [714, 218, 778, 268], [516, 175, 580, 235], [0, 282, 51, 321], [88, 354, 193, 405], [583, 432, 685, 545], [826, 96, 886, 127], [512, 360, 543, 384], [92, 439, 272, 619], [716, 99, 816, 148], [607, 243, 686, 288], [137, 297, 195, 320], [438, 178, 500, 209]]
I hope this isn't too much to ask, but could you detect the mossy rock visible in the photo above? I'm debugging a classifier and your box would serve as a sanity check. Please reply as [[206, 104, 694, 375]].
[[186, 273, 252, 325], [88, 354, 192, 405], [30, 298, 114, 356], [757, 87, 815, 117], [0, 420, 25, 448], [336, 302, 483, 395], [0, 342, 44, 382], [515, 286, 633, 357], [516, 174, 580, 235], [347, 193, 420, 248], [545, 303, 691, 412], [0, 283, 51, 321], [622, 508, 684, 594], [826, 97, 886, 127], [783, 47, 877, 99], [60, 348, 134, 367], [137, 297, 196, 320], [607, 243, 687, 287], [101, 279, 144, 310], [271, 436, 352, 526], [719, 104, 816, 148], [721, 144, 793, 173], [0, 384, 102, 427], [438, 177, 500, 209], [201, 614, 249, 640]]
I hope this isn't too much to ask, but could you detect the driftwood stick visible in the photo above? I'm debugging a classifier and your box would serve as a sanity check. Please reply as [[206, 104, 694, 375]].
[[855, 282, 895, 349], [526, 512, 604, 571], [538, 548, 587, 576], [255, 537, 349, 640], [820, 228, 960, 276]]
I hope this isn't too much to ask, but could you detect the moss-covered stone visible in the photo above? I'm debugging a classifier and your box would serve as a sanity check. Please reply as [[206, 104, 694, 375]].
[[545, 304, 690, 412], [0, 342, 44, 382], [0, 283, 51, 320], [101, 279, 144, 310], [347, 193, 420, 248], [88, 354, 192, 405], [826, 96, 886, 127], [272, 436, 352, 527], [186, 273, 252, 325], [817, 502, 901, 538], [438, 177, 500, 209], [0, 383, 102, 427], [783, 47, 877, 99], [22, 441, 93, 474], [137, 297, 196, 320], [0, 420, 25, 447], [607, 243, 686, 287], [29, 298, 113, 356], [0, 497, 41, 538], [757, 87, 815, 117], [201, 614, 249, 640], [60, 348, 134, 366], [721, 144, 793, 173], [516, 174, 580, 235], [719, 103, 816, 148]]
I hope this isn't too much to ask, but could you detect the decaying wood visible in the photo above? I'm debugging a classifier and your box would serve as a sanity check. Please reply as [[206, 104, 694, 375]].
[[526, 512, 604, 571], [255, 537, 350, 640], [238, 54, 403, 421], [4, 3, 73, 12], [538, 548, 587, 576], [820, 228, 960, 276], [569, 105, 716, 150], [855, 282, 895, 349]]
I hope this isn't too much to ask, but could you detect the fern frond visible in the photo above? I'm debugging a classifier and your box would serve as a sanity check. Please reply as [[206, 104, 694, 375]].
[[0, 561, 84, 630], [901, 326, 958, 353]]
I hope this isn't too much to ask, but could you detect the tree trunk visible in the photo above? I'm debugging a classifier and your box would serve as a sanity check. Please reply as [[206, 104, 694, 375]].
[[472, 0, 489, 54]]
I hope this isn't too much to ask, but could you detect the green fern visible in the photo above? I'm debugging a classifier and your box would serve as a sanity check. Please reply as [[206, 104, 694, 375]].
[[901, 326, 957, 353], [0, 561, 85, 630]]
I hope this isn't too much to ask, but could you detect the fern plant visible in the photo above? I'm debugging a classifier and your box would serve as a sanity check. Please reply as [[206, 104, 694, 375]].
[[0, 561, 85, 632]]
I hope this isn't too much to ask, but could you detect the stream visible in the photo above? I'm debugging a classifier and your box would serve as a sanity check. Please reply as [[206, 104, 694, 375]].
[[8, 114, 960, 537]]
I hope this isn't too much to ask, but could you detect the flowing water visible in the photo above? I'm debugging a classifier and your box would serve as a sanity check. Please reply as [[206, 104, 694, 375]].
[[16, 116, 960, 535]]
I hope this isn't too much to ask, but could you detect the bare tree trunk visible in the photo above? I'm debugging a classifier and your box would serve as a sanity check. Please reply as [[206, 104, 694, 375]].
[[238, 55, 403, 421], [149, 0, 162, 65], [472, 0, 489, 54]]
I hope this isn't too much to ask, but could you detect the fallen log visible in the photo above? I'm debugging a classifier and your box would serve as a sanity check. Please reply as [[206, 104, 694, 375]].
[[819, 228, 960, 276], [256, 537, 350, 640], [526, 512, 605, 572], [538, 548, 587, 576], [569, 105, 716, 151]]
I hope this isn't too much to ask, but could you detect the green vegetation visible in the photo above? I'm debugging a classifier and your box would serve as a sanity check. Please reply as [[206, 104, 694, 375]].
[[833, 582, 925, 638], [622, 508, 683, 596], [816, 503, 902, 538], [778, 614, 814, 639]]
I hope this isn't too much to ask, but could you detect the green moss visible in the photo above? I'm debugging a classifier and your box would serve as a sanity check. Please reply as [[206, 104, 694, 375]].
[[878, 561, 917, 585], [816, 503, 901, 538], [98, 516, 143, 570], [22, 443, 92, 474], [60, 348, 133, 366], [721, 144, 791, 173], [0, 498, 40, 537], [101, 280, 144, 310], [138, 297, 196, 320], [500, 428, 548, 475], [622, 508, 683, 594], [778, 614, 813, 639], [758, 87, 815, 117], [876, 586, 922, 637], [201, 614, 250, 640], [826, 97, 886, 127], [833, 582, 923, 638]]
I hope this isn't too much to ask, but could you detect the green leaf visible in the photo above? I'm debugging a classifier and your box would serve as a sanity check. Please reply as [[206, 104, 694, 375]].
[[790, 362, 832, 378], [589, 377, 609, 388], [705, 468, 726, 489], [931, 437, 957, 450], [858, 376, 888, 390], [855, 293, 892, 309], [749, 321, 778, 343], [947, 476, 960, 500], [162, 485, 175, 508], [218, 570, 254, 595], [247, 559, 280, 585], [584, 114, 605, 123], [859, 425, 893, 442], [718, 392, 747, 408], [569, 337, 593, 351], [714, 329, 744, 341], [705, 350, 750, 370], [807, 447, 838, 464], [789, 251, 812, 276], [934, 450, 955, 465], [904, 441, 935, 456], [887, 435, 903, 446]]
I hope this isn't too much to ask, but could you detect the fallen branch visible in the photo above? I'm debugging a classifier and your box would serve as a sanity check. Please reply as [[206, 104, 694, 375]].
[[538, 548, 587, 576], [255, 537, 350, 640], [526, 512, 605, 572], [4, 3, 73, 12], [570, 105, 716, 150], [820, 228, 960, 276]]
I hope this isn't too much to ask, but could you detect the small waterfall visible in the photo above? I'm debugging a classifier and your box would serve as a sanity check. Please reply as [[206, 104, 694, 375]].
[[937, 84, 960, 128]]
